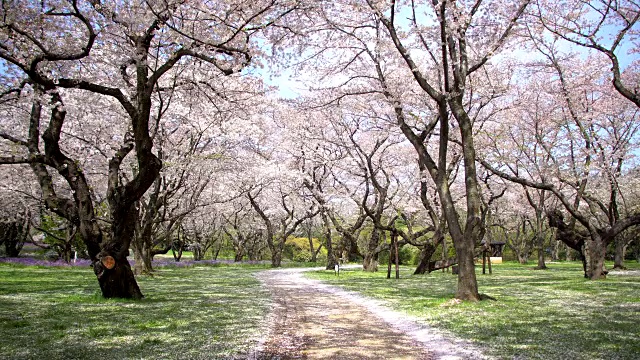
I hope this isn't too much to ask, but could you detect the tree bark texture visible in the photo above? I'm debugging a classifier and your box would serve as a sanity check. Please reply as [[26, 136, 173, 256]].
[[362, 228, 381, 272], [535, 233, 548, 270], [414, 242, 437, 275], [613, 236, 627, 270], [322, 211, 337, 270]]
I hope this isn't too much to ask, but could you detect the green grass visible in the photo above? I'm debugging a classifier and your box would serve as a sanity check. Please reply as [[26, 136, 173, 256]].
[[307, 261, 640, 360], [0, 262, 271, 360]]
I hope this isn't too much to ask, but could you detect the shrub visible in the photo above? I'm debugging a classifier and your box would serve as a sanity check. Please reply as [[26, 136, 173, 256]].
[[284, 237, 327, 262], [379, 244, 416, 265]]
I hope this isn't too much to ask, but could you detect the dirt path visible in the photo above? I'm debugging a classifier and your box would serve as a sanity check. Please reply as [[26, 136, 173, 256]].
[[250, 267, 487, 360]]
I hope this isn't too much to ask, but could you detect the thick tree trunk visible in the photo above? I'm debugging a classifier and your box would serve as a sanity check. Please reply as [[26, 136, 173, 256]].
[[234, 252, 244, 262], [246, 232, 263, 261], [346, 236, 360, 261], [19, 54, 160, 300], [584, 236, 607, 279], [94, 254, 143, 299], [517, 254, 528, 264], [613, 235, 627, 270], [414, 243, 437, 275], [450, 100, 482, 301], [362, 228, 381, 272], [271, 247, 283, 268], [0, 220, 28, 257], [551, 235, 561, 261], [535, 241, 547, 269], [93, 204, 143, 299], [233, 238, 245, 262], [453, 231, 480, 301], [268, 234, 285, 268], [132, 244, 153, 275], [363, 253, 378, 272]]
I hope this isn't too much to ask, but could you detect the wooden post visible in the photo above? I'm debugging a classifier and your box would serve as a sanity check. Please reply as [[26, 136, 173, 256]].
[[387, 236, 392, 279], [394, 232, 400, 279], [482, 250, 486, 274], [442, 235, 447, 273]]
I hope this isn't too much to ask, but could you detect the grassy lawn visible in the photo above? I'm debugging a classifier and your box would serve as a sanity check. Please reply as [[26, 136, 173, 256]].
[[307, 261, 640, 360], [0, 262, 271, 360]]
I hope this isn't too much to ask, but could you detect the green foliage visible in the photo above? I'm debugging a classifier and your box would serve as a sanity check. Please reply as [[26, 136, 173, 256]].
[[307, 262, 640, 360], [284, 237, 327, 263], [0, 263, 270, 359], [379, 244, 418, 265], [39, 214, 65, 243], [38, 213, 87, 260]]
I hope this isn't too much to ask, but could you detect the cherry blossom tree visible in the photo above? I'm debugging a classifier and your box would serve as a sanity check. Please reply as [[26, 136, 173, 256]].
[[531, 0, 640, 107], [222, 201, 268, 262], [0, 0, 298, 298], [280, 0, 530, 300], [481, 46, 640, 279], [248, 182, 318, 267]]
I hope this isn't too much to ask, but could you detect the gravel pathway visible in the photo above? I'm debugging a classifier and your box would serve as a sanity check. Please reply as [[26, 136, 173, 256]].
[[249, 267, 488, 360]]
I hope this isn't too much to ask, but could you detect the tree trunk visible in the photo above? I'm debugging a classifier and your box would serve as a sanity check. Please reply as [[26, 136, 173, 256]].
[[132, 243, 153, 275], [62, 225, 75, 263], [551, 234, 561, 261], [0, 220, 27, 257], [566, 244, 575, 261], [94, 254, 143, 299], [93, 204, 143, 299], [584, 236, 607, 279], [453, 231, 480, 301], [414, 243, 437, 275], [234, 252, 244, 262], [271, 246, 283, 267], [322, 211, 336, 270], [172, 241, 184, 262], [193, 244, 205, 261], [362, 228, 381, 272], [449, 100, 482, 301], [363, 253, 378, 272], [535, 236, 547, 270], [534, 217, 547, 269], [613, 235, 627, 270], [482, 250, 487, 274], [394, 234, 399, 279], [233, 236, 245, 262], [347, 236, 360, 261], [517, 254, 528, 264], [387, 240, 392, 279], [307, 228, 317, 263]]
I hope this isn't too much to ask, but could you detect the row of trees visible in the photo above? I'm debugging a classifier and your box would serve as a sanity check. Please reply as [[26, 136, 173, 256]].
[[1, 0, 639, 301]]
